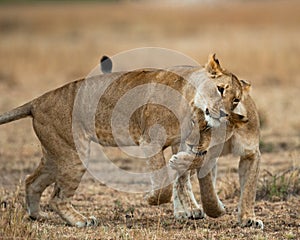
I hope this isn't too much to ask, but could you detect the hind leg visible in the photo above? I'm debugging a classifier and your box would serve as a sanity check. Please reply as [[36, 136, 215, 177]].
[[31, 108, 97, 227], [25, 155, 55, 220], [144, 150, 173, 205], [48, 154, 97, 227]]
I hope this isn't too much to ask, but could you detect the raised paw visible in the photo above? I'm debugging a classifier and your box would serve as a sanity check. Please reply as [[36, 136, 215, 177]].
[[169, 152, 195, 173], [75, 216, 98, 228], [169, 154, 178, 168], [169, 154, 182, 170], [241, 218, 264, 230]]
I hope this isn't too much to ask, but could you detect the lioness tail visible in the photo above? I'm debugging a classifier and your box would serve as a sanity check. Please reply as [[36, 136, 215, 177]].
[[100, 55, 112, 73], [0, 102, 32, 125]]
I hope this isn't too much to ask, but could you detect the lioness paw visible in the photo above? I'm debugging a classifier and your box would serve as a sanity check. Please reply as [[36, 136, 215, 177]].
[[241, 218, 264, 230], [28, 211, 50, 221], [169, 152, 195, 173], [174, 209, 205, 220], [174, 211, 189, 220], [189, 209, 205, 220], [169, 154, 179, 169], [145, 187, 172, 205], [75, 216, 98, 228]]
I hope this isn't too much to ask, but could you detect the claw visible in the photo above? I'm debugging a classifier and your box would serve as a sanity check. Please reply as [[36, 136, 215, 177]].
[[175, 209, 205, 220], [75, 216, 98, 228], [241, 218, 264, 230], [87, 216, 98, 226], [189, 209, 206, 220]]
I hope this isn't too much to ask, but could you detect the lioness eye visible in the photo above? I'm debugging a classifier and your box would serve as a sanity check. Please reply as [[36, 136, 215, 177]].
[[233, 98, 240, 104], [191, 120, 195, 126]]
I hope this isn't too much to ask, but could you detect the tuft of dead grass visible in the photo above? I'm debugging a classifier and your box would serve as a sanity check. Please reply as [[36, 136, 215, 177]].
[[0, 180, 43, 239], [218, 167, 300, 202], [257, 168, 300, 202]]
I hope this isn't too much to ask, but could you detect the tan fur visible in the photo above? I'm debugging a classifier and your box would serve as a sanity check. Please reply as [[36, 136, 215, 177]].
[[170, 55, 263, 229], [0, 54, 261, 228]]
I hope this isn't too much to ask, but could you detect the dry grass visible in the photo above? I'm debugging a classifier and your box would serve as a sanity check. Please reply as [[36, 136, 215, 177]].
[[218, 167, 300, 202], [257, 168, 300, 202], [1, 172, 299, 239], [0, 1, 300, 239]]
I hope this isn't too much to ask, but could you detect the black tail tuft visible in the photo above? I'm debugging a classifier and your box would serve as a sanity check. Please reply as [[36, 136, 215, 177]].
[[100, 55, 113, 73]]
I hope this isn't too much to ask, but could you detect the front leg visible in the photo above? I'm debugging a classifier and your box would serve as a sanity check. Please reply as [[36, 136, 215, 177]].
[[198, 163, 226, 218], [170, 148, 204, 220], [238, 149, 263, 229], [173, 170, 205, 220]]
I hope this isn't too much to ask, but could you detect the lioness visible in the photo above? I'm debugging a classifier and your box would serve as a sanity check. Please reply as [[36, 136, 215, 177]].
[[169, 58, 263, 229], [0, 54, 246, 227], [102, 54, 263, 229]]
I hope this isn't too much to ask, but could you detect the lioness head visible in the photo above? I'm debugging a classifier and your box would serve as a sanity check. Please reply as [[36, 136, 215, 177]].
[[184, 54, 251, 155], [205, 53, 251, 118]]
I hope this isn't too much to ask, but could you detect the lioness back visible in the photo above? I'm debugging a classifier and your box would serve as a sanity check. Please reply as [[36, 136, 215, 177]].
[[29, 67, 204, 149]]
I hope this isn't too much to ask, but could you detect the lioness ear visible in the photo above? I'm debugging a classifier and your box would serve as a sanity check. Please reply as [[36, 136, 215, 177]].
[[232, 102, 248, 124], [240, 79, 251, 93], [231, 113, 249, 127], [205, 53, 223, 78]]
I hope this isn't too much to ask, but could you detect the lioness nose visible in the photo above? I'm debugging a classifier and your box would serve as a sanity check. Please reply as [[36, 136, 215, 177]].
[[220, 110, 228, 118]]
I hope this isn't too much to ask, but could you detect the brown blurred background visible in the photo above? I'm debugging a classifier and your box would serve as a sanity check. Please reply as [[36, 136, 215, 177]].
[[0, 0, 299, 170], [0, 1, 299, 238]]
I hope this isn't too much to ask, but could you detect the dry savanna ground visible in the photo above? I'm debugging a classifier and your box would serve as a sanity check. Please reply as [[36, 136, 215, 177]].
[[0, 1, 299, 239]]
